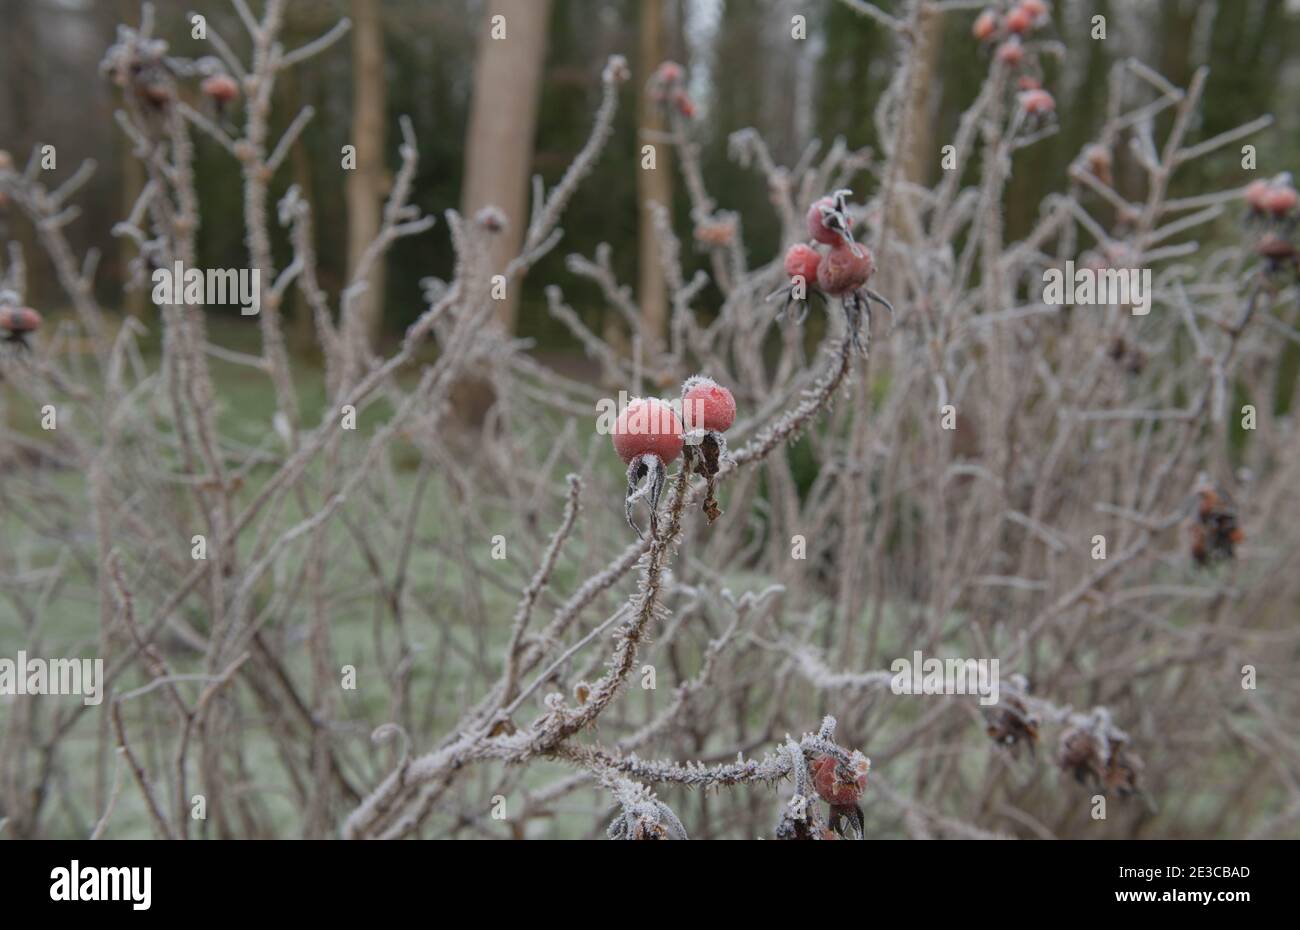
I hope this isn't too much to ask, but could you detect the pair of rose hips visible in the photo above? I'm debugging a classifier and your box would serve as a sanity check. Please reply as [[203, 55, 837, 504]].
[[1245, 177, 1298, 219], [0, 305, 42, 349], [1244, 177, 1299, 275], [611, 376, 736, 535]]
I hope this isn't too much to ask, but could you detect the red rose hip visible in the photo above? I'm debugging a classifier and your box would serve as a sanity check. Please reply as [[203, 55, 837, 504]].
[[0, 305, 41, 334], [201, 73, 240, 104], [996, 37, 1025, 66], [806, 193, 854, 245], [1005, 5, 1032, 33], [1019, 88, 1055, 115], [811, 751, 870, 806], [1244, 180, 1271, 212], [783, 243, 821, 283], [612, 398, 683, 465], [1020, 0, 1048, 20], [681, 376, 736, 433], [817, 241, 874, 297], [1262, 183, 1298, 217]]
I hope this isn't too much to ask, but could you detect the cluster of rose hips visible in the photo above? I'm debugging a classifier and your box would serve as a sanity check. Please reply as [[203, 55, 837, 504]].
[[648, 60, 696, 121], [771, 190, 892, 354], [1244, 175, 1299, 278], [610, 376, 736, 536], [973, 1, 1057, 119]]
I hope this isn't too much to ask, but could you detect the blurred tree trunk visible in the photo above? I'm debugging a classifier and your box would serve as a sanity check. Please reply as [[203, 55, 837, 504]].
[[461, 0, 553, 332], [346, 0, 386, 348], [904, 4, 942, 190], [895, 2, 942, 245], [636, 0, 669, 351]]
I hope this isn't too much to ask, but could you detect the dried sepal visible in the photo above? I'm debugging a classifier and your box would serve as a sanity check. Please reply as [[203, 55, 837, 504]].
[[984, 691, 1040, 757], [683, 430, 730, 524], [625, 452, 669, 538]]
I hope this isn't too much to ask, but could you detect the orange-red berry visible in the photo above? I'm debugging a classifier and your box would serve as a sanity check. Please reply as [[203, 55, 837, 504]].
[[972, 9, 999, 41], [1262, 183, 1298, 217], [811, 752, 869, 806], [806, 195, 853, 245], [1019, 88, 1055, 115], [201, 73, 240, 103], [612, 398, 684, 465], [783, 243, 821, 282], [817, 242, 874, 296], [997, 37, 1025, 66], [1244, 179, 1271, 212], [1006, 5, 1032, 33], [655, 61, 684, 85], [682, 376, 736, 433], [1021, 0, 1049, 19], [0, 305, 42, 337]]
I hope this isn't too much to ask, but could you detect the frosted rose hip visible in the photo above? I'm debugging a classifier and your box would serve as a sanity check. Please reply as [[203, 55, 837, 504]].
[[682, 376, 736, 433], [655, 61, 683, 84], [1005, 5, 1032, 33], [783, 243, 821, 283], [811, 751, 870, 806], [201, 73, 240, 103], [817, 242, 874, 296], [0, 305, 42, 335], [1019, 88, 1055, 115], [612, 398, 683, 465], [1262, 184, 1298, 217], [997, 37, 1024, 66], [807, 195, 853, 245], [972, 9, 998, 41], [1244, 180, 1270, 212], [1020, 0, 1048, 20]]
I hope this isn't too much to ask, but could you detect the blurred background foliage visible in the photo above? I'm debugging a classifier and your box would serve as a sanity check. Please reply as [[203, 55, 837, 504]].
[[3, 0, 1299, 354]]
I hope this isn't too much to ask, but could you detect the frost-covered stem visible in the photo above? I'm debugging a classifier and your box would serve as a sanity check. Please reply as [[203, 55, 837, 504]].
[[507, 55, 629, 280], [237, 0, 307, 437], [2, 158, 107, 349], [109, 701, 175, 840], [730, 333, 855, 468], [500, 474, 583, 705]]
